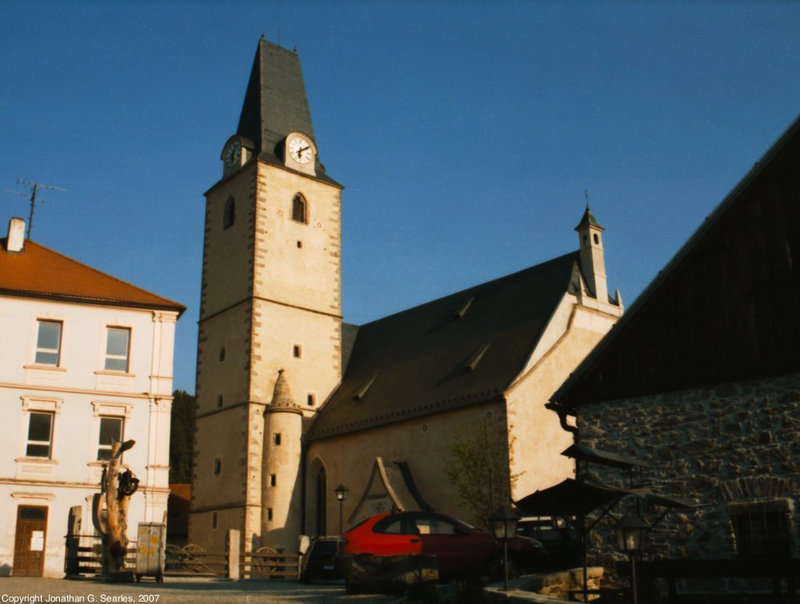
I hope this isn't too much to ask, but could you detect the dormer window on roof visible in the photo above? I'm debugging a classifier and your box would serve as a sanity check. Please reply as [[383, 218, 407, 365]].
[[353, 375, 377, 402], [465, 343, 490, 373], [455, 297, 474, 320]]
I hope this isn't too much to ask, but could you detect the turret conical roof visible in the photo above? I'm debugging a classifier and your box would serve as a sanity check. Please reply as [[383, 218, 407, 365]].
[[575, 205, 604, 231], [266, 369, 302, 414]]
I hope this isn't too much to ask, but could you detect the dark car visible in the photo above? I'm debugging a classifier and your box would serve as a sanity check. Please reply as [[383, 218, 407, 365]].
[[340, 511, 545, 580], [516, 516, 579, 569], [300, 537, 343, 583]]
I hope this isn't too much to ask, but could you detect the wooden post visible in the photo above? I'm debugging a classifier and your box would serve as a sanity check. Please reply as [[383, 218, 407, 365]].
[[227, 529, 241, 580]]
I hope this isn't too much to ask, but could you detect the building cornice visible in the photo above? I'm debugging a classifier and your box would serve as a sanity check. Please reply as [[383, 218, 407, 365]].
[[190, 502, 262, 514], [0, 290, 184, 317], [199, 294, 341, 325], [204, 157, 344, 198], [0, 382, 164, 401]]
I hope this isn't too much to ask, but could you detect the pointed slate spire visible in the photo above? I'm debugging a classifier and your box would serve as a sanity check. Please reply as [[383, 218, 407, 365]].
[[265, 369, 302, 414], [575, 205, 604, 232], [237, 38, 316, 166]]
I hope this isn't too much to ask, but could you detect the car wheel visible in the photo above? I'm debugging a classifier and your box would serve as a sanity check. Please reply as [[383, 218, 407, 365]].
[[487, 552, 520, 582], [345, 579, 362, 594]]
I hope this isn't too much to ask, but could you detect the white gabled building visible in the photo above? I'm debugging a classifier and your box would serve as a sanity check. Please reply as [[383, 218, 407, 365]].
[[0, 217, 185, 577]]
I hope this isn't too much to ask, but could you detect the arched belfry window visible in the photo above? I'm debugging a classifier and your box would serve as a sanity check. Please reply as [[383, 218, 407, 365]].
[[223, 197, 235, 229], [292, 194, 307, 224]]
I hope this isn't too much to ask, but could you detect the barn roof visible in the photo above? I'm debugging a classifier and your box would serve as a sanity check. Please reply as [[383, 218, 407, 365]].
[[551, 114, 800, 408]]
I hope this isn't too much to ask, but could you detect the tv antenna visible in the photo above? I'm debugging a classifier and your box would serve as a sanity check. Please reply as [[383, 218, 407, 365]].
[[4, 179, 66, 239]]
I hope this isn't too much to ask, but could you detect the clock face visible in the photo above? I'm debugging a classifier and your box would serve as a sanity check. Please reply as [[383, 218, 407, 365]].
[[288, 136, 313, 164], [224, 140, 241, 167]]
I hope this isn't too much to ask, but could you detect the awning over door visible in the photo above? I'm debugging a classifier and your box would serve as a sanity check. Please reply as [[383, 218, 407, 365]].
[[348, 457, 429, 526]]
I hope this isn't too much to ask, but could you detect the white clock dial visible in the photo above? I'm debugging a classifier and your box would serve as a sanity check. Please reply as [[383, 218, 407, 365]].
[[288, 136, 313, 164]]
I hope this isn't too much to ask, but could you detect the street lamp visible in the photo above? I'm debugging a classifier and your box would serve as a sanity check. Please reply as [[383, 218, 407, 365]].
[[613, 512, 650, 604], [489, 505, 519, 591], [334, 484, 348, 535]]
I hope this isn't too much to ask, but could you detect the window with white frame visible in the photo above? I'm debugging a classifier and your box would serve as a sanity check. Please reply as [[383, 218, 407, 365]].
[[97, 416, 124, 460], [104, 327, 131, 372], [35, 320, 62, 366], [26, 411, 54, 458]]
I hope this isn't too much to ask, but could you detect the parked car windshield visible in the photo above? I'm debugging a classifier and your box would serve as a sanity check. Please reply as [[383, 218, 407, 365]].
[[312, 540, 338, 554], [373, 513, 473, 535]]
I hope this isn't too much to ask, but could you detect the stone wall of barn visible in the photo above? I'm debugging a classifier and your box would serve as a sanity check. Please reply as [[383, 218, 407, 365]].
[[575, 371, 800, 567]]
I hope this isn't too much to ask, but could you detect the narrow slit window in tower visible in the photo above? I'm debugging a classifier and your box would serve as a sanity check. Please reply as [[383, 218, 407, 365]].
[[223, 197, 235, 229]]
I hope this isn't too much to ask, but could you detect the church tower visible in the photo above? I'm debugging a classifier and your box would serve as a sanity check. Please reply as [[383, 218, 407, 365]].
[[190, 39, 343, 553]]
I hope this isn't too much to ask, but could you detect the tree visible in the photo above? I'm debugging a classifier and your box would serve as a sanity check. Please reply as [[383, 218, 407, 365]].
[[169, 390, 196, 484], [93, 439, 138, 576], [444, 415, 520, 529]]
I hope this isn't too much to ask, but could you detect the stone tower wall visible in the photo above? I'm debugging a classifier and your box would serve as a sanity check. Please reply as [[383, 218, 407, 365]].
[[192, 157, 342, 552]]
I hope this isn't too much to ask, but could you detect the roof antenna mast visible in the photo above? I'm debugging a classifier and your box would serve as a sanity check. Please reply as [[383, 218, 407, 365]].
[[5, 179, 66, 239]]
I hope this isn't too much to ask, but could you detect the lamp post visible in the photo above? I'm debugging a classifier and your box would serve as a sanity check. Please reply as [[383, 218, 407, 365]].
[[489, 505, 520, 591], [613, 512, 650, 604], [334, 484, 348, 535]]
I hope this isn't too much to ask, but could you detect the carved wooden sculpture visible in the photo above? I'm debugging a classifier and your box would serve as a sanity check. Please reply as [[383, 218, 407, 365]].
[[92, 439, 138, 576]]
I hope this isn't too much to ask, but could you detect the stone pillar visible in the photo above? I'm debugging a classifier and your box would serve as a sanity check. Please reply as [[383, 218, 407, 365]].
[[226, 529, 240, 580]]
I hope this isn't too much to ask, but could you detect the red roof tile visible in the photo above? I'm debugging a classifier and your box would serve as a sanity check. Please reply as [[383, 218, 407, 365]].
[[0, 238, 185, 315]]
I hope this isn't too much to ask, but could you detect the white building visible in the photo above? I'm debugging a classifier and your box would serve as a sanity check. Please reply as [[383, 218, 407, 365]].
[[0, 217, 184, 577]]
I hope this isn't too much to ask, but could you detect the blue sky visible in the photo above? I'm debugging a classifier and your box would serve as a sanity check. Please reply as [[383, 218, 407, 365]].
[[2, 1, 799, 393]]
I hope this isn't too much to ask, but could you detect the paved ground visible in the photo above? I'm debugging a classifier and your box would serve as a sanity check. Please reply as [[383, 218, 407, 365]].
[[0, 577, 397, 604]]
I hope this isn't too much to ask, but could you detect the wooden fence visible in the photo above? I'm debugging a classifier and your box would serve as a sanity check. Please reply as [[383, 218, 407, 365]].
[[242, 548, 301, 579], [65, 535, 299, 580], [164, 544, 227, 577]]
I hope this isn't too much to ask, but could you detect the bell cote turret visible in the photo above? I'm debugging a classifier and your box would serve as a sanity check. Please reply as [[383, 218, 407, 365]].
[[575, 206, 622, 313]]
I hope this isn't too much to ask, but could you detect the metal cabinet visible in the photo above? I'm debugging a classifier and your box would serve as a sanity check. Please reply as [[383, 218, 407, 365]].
[[135, 523, 165, 582]]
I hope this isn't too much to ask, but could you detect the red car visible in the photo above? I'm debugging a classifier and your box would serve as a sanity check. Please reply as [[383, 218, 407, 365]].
[[340, 511, 545, 580]]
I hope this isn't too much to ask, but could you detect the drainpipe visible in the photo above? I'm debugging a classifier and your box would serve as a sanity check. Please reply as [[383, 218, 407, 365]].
[[545, 401, 578, 435]]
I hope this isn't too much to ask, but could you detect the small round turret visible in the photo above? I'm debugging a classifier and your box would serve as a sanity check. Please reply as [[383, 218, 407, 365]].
[[261, 369, 303, 551]]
